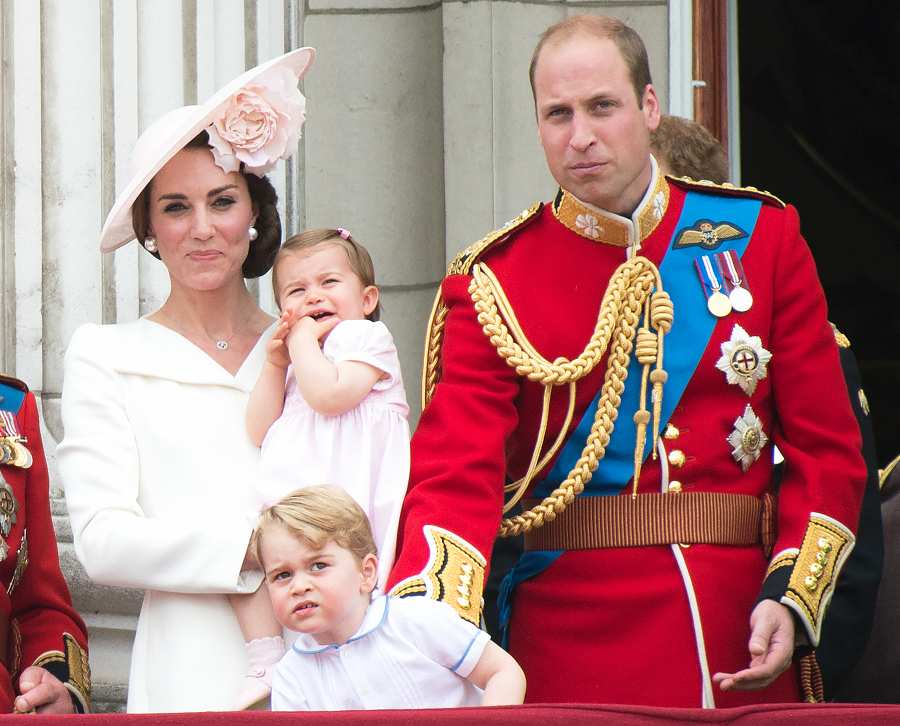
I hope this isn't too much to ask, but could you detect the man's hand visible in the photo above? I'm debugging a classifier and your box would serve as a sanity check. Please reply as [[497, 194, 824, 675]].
[[712, 599, 795, 692], [14, 667, 74, 714]]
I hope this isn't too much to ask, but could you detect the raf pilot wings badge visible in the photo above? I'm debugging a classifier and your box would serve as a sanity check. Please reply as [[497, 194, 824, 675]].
[[674, 219, 747, 250]]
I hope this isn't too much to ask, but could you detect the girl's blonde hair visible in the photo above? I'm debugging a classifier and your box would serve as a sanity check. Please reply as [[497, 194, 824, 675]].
[[272, 228, 380, 321], [255, 485, 377, 566]]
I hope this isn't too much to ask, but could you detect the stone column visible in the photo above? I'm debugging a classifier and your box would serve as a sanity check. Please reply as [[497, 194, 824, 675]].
[[302, 0, 445, 420]]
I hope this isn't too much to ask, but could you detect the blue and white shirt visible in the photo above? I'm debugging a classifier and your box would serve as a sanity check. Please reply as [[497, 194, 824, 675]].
[[272, 594, 490, 710]]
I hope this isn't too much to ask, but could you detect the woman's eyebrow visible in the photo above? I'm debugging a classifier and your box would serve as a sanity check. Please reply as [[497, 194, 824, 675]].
[[156, 184, 238, 202]]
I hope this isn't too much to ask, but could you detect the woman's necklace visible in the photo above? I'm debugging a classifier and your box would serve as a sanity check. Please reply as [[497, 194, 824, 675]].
[[214, 333, 235, 351], [156, 307, 256, 352]]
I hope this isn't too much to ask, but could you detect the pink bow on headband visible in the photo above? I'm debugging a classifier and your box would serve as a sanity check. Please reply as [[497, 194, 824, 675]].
[[336, 227, 351, 240]]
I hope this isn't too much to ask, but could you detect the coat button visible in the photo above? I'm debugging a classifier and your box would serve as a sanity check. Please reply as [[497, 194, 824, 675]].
[[667, 450, 686, 468], [664, 424, 680, 440], [668, 480, 683, 493]]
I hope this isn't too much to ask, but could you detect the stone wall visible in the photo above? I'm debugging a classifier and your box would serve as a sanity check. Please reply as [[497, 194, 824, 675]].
[[0, 0, 671, 711]]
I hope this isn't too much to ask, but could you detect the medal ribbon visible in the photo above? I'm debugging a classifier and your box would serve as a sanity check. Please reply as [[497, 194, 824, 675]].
[[0, 412, 18, 439], [533, 192, 762, 498]]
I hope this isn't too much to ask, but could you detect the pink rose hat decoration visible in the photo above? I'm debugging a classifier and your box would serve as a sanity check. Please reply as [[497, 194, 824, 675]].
[[99, 46, 315, 253]]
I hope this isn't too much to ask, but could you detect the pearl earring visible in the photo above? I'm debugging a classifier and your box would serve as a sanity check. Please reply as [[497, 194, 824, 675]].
[[248, 226, 258, 242], [144, 237, 158, 253]]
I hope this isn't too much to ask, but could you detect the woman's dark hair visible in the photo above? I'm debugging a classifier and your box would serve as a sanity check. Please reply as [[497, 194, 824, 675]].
[[131, 131, 282, 278]]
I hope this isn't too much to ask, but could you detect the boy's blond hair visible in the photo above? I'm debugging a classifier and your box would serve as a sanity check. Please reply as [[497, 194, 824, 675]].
[[255, 486, 377, 566], [271, 228, 381, 321]]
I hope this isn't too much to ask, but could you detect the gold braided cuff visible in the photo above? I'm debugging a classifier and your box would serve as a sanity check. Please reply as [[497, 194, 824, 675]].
[[765, 548, 799, 579], [32, 634, 91, 713], [388, 526, 486, 626], [780, 514, 854, 646]]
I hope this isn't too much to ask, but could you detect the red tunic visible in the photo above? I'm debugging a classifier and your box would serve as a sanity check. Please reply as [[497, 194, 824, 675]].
[[388, 175, 865, 707], [0, 376, 90, 712]]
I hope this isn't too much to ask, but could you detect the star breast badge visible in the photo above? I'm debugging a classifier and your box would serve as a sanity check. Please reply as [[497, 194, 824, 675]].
[[727, 404, 769, 472], [715, 324, 772, 396], [674, 219, 746, 250]]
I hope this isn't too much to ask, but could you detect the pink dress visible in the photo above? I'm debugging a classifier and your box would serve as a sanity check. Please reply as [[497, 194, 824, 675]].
[[257, 320, 410, 585]]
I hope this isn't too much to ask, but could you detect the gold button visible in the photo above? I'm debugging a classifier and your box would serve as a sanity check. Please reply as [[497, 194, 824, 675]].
[[668, 481, 683, 493], [817, 538, 832, 553], [664, 424, 680, 440], [808, 562, 823, 577], [457, 597, 471, 609], [667, 450, 686, 468], [804, 576, 818, 592], [816, 551, 827, 564]]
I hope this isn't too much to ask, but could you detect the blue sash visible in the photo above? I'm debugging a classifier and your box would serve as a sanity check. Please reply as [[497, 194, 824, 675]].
[[534, 192, 762, 497], [498, 191, 763, 645], [0, 383, 26, 415]]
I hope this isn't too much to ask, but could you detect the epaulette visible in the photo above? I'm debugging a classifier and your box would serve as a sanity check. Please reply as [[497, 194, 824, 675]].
[[667, 176, 786, 209], [880, 454, 900, 492], [0, 375, 28, 416], [0, 375, 27, 393], [830, 322, 851, 349], [447, 203, 543, 276]]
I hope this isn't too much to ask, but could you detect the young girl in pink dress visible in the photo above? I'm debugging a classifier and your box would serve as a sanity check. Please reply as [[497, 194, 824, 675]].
[[232, 228, 410, 708]]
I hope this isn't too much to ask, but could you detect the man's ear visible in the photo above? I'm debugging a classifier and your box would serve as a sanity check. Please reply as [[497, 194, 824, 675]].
[[642, 83, 661, 131]]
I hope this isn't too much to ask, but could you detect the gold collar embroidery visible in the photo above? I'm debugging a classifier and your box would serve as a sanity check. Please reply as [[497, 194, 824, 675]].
[[552, 157, 670, 250]]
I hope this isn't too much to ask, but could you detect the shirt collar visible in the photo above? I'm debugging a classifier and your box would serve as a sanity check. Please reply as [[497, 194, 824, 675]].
[[291, 592, 389, 655], [552, 155, 670, 253]]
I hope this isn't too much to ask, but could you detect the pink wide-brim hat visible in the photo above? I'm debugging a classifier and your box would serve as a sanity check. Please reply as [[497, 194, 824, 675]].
[[100, 46, 315, 253]]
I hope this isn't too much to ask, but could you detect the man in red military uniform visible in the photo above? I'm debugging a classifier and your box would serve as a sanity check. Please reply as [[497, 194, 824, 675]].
[[387, 15, 866, 707], [0, 374, 90, 713]]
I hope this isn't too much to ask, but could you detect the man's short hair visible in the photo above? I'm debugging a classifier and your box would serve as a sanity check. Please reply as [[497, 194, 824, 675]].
[[529, 15, 653, 107], [650, 115, 730, 184], [255, 486, 377, 566]]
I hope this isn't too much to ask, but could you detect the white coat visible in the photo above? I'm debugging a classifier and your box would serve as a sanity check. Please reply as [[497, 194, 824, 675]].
[[59, 319, 273, 712]]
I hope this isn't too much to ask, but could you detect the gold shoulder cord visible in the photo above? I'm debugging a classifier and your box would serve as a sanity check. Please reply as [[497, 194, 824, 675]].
[[464, 256, 673, 537]]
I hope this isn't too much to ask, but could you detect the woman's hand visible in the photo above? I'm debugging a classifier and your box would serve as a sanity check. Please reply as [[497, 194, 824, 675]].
[[266, 311, 297, 369]]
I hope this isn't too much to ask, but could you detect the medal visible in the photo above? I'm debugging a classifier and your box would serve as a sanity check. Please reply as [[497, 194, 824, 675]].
[[730, 286, 753, 313], [0, 441, 11, 466], [0, 412, 31, 469], [697, 255, 732, 318], [0, 472, 17, 537], [10, 441, 32, 469], [727, 404, 769, 472], [708, 291, 732, 318], [715, 324, 772, 396], [719, 250, 753, 313]]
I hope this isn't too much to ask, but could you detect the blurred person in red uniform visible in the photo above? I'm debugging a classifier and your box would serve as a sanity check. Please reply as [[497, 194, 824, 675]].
[[0, 375, 90, 713], [387, 15, 866, 707]]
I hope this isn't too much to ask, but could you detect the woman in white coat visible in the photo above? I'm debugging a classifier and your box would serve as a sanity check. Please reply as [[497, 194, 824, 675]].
[[58, 48, 315, 713]]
